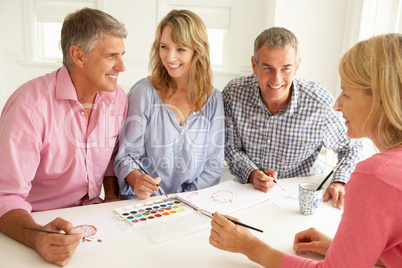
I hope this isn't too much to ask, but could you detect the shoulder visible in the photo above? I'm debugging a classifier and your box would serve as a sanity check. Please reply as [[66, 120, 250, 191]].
[[208, 88, 223, 104], [351, 148, 402, 191], [222, 74, 258, 104], [127, 77, 156, 101], [204, 88, 224, 116], [223, 74, 258, 90], [6, 69, 60, 110], [294, 77, 335, 106]]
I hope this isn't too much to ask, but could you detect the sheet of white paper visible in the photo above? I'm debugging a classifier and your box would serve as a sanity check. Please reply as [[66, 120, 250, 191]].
[[176, 180, 270, 215], [269, 183, 299, 210]]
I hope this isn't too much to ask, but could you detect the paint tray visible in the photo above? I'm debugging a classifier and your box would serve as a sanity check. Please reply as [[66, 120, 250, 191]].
[[114, 197, 210, 243]]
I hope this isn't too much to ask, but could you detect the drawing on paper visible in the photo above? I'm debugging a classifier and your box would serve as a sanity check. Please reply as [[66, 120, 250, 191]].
[[210, 190, 237, 204], [183, 192, 199, 199], [74, 224, 97, 237]]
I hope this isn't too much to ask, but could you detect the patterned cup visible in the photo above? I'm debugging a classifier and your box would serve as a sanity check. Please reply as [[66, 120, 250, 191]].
[[299, 183, 323, 215]]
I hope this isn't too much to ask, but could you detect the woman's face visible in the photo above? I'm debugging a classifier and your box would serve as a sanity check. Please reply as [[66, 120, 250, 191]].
[[159, 25, 195, 84], [334, 81, 373, 139]]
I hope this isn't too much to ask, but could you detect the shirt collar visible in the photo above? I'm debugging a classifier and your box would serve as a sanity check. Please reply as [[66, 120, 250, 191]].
[[55, 66, 114, 105]]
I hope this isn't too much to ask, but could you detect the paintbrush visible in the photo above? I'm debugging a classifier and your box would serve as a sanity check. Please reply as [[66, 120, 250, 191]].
[[128, 154, 168, 198], [22, 227, 102, 242], [175, 196, 263, 233], [316, 157, 346, 191]]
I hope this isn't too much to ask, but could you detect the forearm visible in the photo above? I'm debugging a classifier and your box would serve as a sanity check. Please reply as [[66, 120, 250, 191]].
[[103, 176, 119, 201], [0, 209, 40, 250], [225, 147, 257, 183], [242, 236, 285, 268]]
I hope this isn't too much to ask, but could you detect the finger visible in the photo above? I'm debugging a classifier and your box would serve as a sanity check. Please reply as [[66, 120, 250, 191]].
[[293, 241, 317, 255], [338, 191, 344, 210], [264, 168, 278, 180], [154, 177, 162, 186], [254, 176, 275, 192], [330, 188, 339, 209], [323, 189, 331, 202]]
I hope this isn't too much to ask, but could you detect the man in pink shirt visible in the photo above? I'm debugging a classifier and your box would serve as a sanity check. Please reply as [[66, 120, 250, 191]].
[[0, 8, 128, 266]]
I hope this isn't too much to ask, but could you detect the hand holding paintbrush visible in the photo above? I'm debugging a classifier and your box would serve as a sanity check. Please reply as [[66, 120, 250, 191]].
[[127, 154, 168, 199]]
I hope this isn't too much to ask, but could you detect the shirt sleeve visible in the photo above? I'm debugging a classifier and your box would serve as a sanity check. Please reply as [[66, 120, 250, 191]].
[[0, 101, 42, 217], [104, 88, 128, 178], [182, 90, 225, 191], [113, 81, 150, 196], [222, 85, 258, 183], [321, 106, 364, 184]]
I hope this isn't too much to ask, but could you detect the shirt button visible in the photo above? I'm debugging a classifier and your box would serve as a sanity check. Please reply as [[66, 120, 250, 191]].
[[180, 132, 183, 135], [81, 111, 85, 115], [267, 139, 271, 143], [177, 160, 180, 163], [180, 147, 183, 150]]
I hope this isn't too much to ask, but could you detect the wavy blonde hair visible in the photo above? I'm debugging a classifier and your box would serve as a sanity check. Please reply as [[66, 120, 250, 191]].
[[149, 9, 212, 112], [339, 33, 402, 151]]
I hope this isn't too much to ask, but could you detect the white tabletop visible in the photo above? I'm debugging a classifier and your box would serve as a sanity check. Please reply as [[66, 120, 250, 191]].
[[0, 175, 343, 268]]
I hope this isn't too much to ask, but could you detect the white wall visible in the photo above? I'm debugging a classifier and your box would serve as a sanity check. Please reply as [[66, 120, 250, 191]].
[[0, 0, 352, 111]]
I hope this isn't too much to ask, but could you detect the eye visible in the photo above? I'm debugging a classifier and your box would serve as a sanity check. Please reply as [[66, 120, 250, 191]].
[[178, 48, 186, 52], [160, 45, 167, 49], [341, 91, 349, 98]]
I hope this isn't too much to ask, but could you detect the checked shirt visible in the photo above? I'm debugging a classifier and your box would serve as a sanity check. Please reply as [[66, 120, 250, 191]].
[[223, 74, 363, 184]]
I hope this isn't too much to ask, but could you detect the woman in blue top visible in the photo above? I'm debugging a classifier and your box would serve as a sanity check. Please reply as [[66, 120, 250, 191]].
[[114, 9, 225, 199]]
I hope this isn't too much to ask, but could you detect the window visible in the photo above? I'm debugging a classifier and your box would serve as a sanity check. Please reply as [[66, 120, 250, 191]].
[[23, 0, 102, 64], [158, 0, 236, 70]]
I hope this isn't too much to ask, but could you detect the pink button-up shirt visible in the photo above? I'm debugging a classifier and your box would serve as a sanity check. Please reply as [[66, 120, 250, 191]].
[[0, 67, 127, 216]]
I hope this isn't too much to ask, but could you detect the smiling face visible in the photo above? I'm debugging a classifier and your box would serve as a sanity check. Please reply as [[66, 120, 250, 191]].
[[334, 81, 373, 139], [252, 45, 300, 112], [81, 35, 126, 94], [159, 25, 195, 85]]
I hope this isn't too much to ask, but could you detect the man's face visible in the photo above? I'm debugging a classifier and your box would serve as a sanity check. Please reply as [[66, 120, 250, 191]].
[[252, 45, 299, 108], [81, 35, 125, 94]]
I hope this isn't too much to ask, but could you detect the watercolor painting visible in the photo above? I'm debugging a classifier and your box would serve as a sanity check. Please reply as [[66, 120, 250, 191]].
[[210, 190, 237, 203]]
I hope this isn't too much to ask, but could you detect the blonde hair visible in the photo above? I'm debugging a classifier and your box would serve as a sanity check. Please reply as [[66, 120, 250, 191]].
[[149, 9, 212, 112], [339, 33, 402, 151]]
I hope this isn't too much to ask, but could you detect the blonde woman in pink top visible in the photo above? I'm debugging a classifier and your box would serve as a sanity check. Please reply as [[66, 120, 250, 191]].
[[209, 33, 402, 267]]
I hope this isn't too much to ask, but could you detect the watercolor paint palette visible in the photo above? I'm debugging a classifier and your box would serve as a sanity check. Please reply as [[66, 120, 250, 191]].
[[114, 197, 192, 225], [114, 197, 210, 244]]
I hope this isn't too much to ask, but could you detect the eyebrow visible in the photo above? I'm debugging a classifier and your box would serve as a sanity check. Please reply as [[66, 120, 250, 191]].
[[105, 51, 125, 57], [262, 63, 293, 68]]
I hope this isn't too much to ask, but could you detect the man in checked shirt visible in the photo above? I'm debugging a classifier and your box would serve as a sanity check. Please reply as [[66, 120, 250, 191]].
[[223, 27, 363, 210]]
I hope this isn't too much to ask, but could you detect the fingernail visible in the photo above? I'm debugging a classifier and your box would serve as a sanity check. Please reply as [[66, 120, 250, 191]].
[[293, 245, 299, 250]]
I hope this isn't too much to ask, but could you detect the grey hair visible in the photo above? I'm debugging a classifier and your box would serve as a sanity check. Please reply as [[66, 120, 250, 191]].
[[253, 27, 299, 64], [61, 8, 127, 68]]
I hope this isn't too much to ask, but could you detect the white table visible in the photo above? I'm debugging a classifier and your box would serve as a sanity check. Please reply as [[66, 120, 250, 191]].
[[0, 175, 343, 267]]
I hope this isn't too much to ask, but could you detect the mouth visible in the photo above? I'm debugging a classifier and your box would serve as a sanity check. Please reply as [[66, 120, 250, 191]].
[[268, 84, 284, 90], [106, 74, 118, 79], [168, 63, 181, 69]]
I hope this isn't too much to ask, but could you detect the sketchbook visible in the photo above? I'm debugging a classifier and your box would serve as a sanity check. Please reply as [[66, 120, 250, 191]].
[[175, 180, 271, 215]]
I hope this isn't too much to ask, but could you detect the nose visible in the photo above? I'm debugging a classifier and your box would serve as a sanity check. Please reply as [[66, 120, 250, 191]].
[[115, 56, 125, 72], [166, 50, 177, 62], [270, 70, 282, 84], [333, 96, 342, 111]]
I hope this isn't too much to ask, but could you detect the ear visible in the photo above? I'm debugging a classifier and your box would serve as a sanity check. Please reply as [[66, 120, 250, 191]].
[[294, 58, 301, 75], [70, 45, 85, 68], [251, 56, 258, 75]]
